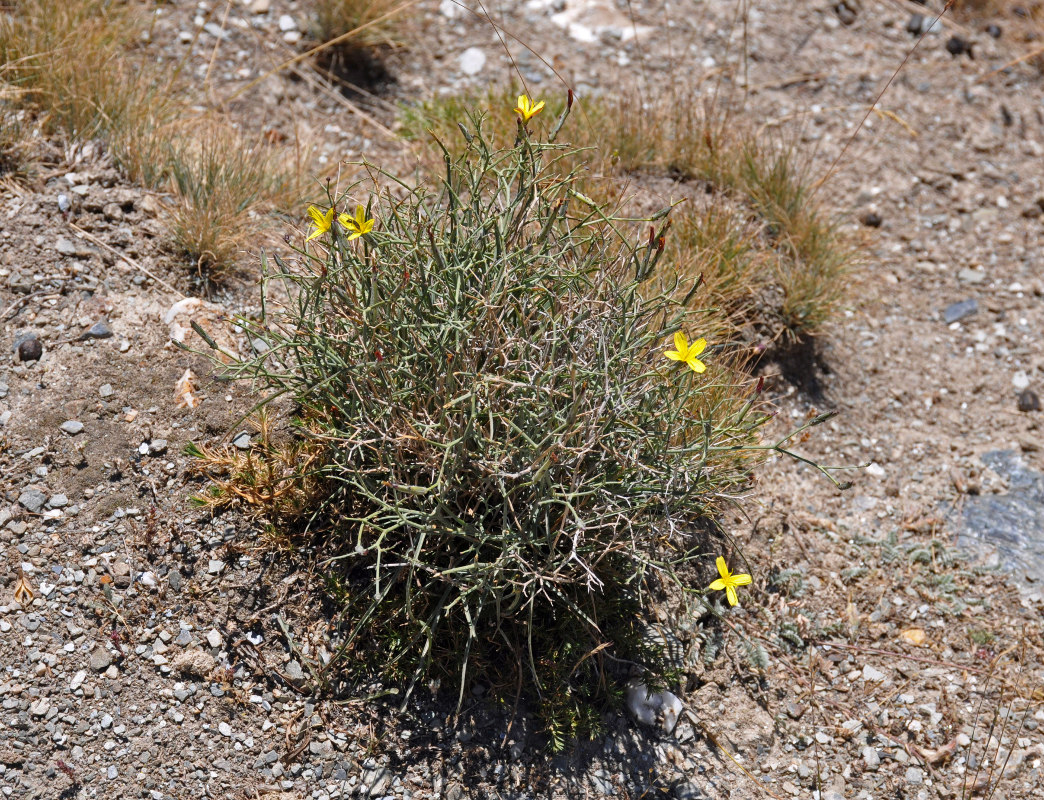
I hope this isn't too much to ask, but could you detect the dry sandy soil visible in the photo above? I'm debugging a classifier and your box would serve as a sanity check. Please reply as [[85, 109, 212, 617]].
[[1, 1, 1043, 799]]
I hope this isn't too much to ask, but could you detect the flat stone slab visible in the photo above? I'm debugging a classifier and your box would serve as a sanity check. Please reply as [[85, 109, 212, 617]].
[[956, 450, 1044, 585]]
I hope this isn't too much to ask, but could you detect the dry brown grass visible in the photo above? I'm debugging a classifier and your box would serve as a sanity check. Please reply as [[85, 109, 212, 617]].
[[0, 0, 315, 282]]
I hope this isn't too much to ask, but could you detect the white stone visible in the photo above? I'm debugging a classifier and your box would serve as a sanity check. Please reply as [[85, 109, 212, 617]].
[[69, 670, 87, 691], [219, 721, 232, 737], [1013, 371, 1030, 390], [206, 629, 223, 649], [625, 680, 683, 733], [459, 47, 486, 76], [278, 14, 296, 31], [866, 462, 886, 478], [862, 664, 886, 682]]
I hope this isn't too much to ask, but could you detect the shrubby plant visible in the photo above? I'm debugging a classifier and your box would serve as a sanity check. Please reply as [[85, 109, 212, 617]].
[[189, 96, 841, 746]]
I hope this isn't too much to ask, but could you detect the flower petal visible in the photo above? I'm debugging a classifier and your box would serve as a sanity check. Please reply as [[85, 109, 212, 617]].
[[726, 585, 738, 606], [306, 227, 324, 241], [355, 204, 366, 228], [715, 556, 729, 580], [708, 578, 726, 592], [344, 229, 362, 241], [731, 573, 752, 586], [688, 357, 707, 374], [673, 331, 688, 355], [689, 337, 707, 356], [664, 350, 684, 361], [338, 212, 356, 231], [307, 205, 325, 226]]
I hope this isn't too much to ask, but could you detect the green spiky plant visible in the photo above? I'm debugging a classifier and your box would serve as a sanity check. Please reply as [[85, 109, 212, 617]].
[[187, 97, 849, 746]]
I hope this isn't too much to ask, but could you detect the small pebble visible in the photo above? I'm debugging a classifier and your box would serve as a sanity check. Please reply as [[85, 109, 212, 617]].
[[61, 420, 84, 435], [943, 298, 978, 324], [84, 321, 113, 340], [459, 47, 487, 76], [862, 664, 886, 682], [860, 211, 882, 227], [1017, 389, 1041, 412], [946, 36, 972, 58], [15, 334, 43, 362]]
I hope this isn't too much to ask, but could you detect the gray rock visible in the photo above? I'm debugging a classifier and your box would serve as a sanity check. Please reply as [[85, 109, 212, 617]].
[[90, 647, 113, 672], [60, 420, 84, 435], [175, 628, 192, 647], [18, 489, 47, 513], [957, 267, 986, 284], [1017, 389, 1041, 412], [285, 659, 306, 685], [207, 560, 225, 575], [55, 236, 86, 257], [905, 766, 923, 785], [862, 745, 880, 769], [172, 648, 216, 678], [360, 767, 392, 797], [943, 298, 978, 323], [232, 432, 252, 450], [206, 629, 223, 648], [83, 321, 113, 340], [957, 450, 1044, 586], [862, 664, 886, 682], [46, 494, 69, 509], [99, 383, 114, 398], [673, 782, 705, 800], [148, 439, 168, 455]]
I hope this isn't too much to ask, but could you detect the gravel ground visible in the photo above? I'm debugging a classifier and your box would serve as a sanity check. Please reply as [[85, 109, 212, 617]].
[[2, 1, 1044, 798]]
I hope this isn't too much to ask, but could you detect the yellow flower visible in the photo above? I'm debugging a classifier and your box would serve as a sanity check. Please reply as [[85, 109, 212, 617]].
[[306, 205, 335, 241], [514, 94, 545, 123], [338, 204, 374, 241], [663, 331, 707, 373], [708, 556, 752, 607]]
